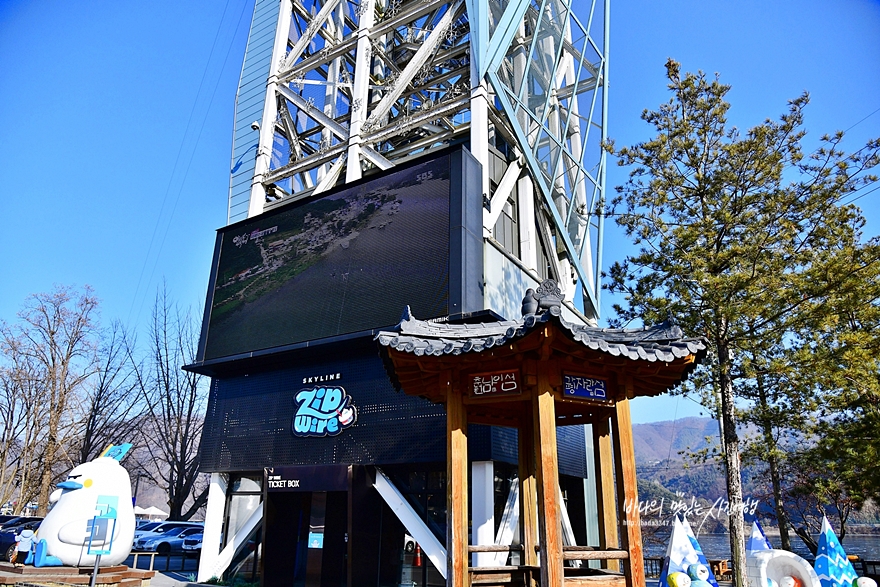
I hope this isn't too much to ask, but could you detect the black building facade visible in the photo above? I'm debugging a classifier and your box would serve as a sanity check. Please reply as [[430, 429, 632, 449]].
[[189, 147, 596, 586]]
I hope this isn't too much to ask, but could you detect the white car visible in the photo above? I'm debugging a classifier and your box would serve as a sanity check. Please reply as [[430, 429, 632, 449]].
[[132, 521, 163, 540], [181, 532, 203, 558], [133, 521, 202, 542], [133, 525, 203, 554]]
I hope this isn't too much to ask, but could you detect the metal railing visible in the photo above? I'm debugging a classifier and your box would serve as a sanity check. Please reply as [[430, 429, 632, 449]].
[[467, 544, 629, 577], [127, 551, 200, 573]]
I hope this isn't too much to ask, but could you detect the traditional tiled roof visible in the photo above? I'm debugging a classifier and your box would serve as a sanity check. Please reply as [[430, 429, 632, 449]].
[[376, 303, 706, 363], [376, 278, 707, 364], [377, 279, 708, 404]]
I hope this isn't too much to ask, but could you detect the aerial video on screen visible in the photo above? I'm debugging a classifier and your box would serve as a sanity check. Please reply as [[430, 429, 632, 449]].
[[202, 155, 450, 360]]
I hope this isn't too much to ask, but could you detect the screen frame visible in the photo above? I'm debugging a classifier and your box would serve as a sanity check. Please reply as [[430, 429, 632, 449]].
[[188, 146, 482, 375]]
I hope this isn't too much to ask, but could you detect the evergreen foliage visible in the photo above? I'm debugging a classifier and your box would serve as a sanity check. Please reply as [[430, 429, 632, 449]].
[[606, 59, 880, 584]]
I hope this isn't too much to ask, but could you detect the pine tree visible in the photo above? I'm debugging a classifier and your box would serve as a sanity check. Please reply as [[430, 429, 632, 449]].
[[605, 59, 879, 585]]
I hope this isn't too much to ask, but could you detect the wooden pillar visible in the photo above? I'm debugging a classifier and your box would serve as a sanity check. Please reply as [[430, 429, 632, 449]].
[[593, 417, 619, 570], [534, 361, 563, 587], [611, 398, 645, 587], [519, 411, 539, 586], [446, 371, 469, 587]]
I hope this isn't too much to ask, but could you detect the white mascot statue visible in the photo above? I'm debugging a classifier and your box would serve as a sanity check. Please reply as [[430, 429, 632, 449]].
[[35, 444, 135, 567]]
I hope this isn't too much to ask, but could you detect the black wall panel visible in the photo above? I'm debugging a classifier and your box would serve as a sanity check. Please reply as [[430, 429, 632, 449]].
[[200, 338, 447, 472], [201, 338, 588, 478], [487, 423, 587, 478]]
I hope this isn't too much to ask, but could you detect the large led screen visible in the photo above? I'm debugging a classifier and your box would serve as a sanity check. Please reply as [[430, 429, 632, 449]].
[[201, 155, 451, 361]]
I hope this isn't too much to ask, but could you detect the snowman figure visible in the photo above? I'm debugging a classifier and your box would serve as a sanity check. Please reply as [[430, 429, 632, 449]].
[[687, 563, 712, 587], [668, 572, 693, 587]]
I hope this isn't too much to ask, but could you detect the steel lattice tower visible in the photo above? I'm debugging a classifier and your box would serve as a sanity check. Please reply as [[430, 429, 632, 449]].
[[227, 0, 609, 321]]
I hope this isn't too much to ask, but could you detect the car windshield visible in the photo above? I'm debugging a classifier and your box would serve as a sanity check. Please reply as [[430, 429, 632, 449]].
[[139, 522, 161, 532], [7, 519, 40, 530], [180, 527, 202, 537]]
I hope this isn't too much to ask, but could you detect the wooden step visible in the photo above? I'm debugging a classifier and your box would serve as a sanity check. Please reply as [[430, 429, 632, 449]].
[[0, 564, 153, 587], [0, 562, 80, 575], [0, 574, 92, 584], [469, 565, 538, 586], [563, 569, 627, 587], [118, 570, 156, 580], [89, 565, 129, 575]]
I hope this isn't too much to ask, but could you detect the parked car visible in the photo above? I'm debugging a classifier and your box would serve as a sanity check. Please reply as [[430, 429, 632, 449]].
[[1, 519, 42, 562], [0, 516, 41, 532], [132, 521, 163, 539], [132, 520, 201, 542], [1, 536, 17, 563], [133, 525, 204, 554], [181, 532, 203, 558]]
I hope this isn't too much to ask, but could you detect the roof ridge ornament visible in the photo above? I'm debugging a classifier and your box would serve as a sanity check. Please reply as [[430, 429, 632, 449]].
[[640, 318, 683, 342], [521, 279, 563, 317], [399, 305, 415, 327]]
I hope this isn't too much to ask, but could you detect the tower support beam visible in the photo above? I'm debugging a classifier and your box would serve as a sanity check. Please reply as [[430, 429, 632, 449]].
[[227, 0, 610, 319]]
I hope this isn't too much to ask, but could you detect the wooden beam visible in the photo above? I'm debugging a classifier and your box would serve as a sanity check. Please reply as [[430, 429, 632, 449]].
[[534, 361, 563, 587], [564, 575, 627, 587], [518, 409, 539, 587], [446, 370, 469, 587], [611, 398, 645, 587], [593, 416, 619, 571], [469, 545, 525, 553], [563, 549, 630, 561]]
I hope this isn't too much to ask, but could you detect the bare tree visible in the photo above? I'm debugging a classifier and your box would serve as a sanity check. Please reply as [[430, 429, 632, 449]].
[[0, 356, 46, 513], [0, 285, 99, 515], [76, 320, 145, 463], [129, 287, 207, 520]]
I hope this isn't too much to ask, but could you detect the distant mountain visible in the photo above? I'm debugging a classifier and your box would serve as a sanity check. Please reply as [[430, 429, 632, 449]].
[[630, 417, 880, 536], [632, 416, 720, 465], [631, 416, 729, 532]]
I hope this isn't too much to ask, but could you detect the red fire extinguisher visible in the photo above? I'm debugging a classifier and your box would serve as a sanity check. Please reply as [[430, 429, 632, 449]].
[[413, 543, 422, 567]]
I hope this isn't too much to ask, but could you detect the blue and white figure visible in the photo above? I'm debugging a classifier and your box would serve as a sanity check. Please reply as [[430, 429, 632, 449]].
[[688, 563, 713, 587], [292, 386, 357, 438], [814, 516, 857, 587], [658, 518, 702, 587], [37, 455, 135, 566], [680, 516, 721, 587], [748, 520, 774, 552]]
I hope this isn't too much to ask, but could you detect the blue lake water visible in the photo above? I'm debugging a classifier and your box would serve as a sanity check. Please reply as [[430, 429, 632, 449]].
[[644, 533, 880, 561]]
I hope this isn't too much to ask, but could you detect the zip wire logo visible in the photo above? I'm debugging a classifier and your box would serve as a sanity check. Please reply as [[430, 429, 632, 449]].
[[292, 386, 357, 438]]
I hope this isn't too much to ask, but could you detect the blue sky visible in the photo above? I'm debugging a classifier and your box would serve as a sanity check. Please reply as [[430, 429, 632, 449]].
[[1, 0, 878, 423]]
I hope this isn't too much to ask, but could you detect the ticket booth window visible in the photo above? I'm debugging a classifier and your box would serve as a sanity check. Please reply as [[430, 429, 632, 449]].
[[223, 475, 262, 550]]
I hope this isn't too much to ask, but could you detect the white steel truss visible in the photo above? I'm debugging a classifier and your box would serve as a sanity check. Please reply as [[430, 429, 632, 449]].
[[234, 0, 609, 320]]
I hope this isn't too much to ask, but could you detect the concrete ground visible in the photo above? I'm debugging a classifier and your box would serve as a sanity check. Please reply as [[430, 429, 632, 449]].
[[149, 570, 201, 587]]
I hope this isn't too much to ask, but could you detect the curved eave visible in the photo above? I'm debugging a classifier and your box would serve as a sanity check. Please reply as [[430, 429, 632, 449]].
[[376, 307, 708, 402]]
